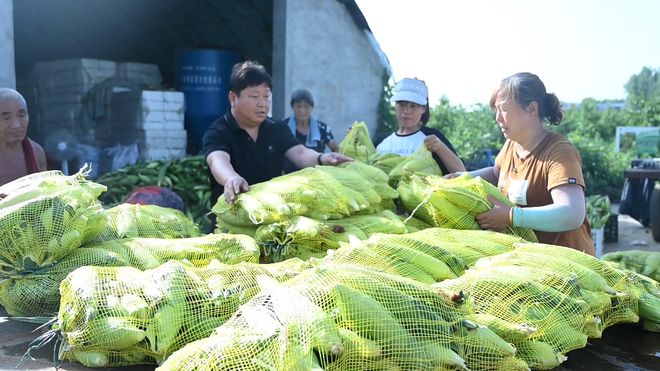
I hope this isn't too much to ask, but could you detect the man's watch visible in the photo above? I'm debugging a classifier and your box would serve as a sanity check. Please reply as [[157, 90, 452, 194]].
[[317, 153, 324, 165]]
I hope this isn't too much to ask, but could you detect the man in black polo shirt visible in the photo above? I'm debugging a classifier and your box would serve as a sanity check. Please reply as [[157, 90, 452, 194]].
[[203, 61, 351, 209]]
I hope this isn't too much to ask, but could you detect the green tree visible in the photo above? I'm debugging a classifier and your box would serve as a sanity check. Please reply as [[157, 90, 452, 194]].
[[376, 70, 397, 144], [428, 99, 503, 168], [624, 66, 660, 128]]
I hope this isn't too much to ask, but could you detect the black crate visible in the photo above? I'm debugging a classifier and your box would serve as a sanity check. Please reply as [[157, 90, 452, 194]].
[[604, 213, 618, 243]]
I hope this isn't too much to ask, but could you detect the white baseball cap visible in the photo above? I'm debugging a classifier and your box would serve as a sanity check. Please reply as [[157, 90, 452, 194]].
[[391, 78, 428, 105]]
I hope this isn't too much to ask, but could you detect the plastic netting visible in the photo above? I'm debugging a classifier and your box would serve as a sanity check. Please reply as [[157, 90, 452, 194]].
[[399, 215, 434, 233], [0, 247, 128, 316], [255, 210, 408, 263], [388, 146, 442, 187], [0, 170, 106, 276], [0, 233, 260, 316], [338, 121, 376, 163], [88, 203, 200, 244], [398, 174, 538, 242], [436, 267, 591, 368], [513, 242, 659, 329], [337, 162, 399, 201], [158, 264, 492, 371], [214, 218, 258, 236], [212, 166, 392, 227], [369, 152, 405, 174], [54, 259, 313, 367]]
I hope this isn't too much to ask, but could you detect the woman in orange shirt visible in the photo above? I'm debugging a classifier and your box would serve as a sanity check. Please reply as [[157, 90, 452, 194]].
[[453, 73, 594, 255]]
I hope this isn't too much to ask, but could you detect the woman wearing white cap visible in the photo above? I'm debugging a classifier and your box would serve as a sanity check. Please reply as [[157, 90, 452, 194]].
[[376, 78, 465, 175]]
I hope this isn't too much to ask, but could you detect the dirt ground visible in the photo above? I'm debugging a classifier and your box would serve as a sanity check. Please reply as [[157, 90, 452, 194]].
[[1, 212, 659, 371]]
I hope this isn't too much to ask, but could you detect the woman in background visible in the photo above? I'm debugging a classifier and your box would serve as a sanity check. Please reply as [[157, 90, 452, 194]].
[[376, 77, 464, 175], [281, 89, 338, 173]]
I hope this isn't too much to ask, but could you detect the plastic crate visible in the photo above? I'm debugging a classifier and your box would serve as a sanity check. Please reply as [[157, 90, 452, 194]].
[[604, 213, 618, 243]]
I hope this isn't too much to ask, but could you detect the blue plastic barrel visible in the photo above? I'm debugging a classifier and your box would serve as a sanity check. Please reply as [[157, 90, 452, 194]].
[[175, 48, 241, 153]]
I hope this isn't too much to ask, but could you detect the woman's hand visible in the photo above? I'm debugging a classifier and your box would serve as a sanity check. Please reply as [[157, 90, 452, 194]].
[[475, 195, 512, 231], [223, 176, 249, 204], [423, 135, 444, 153]]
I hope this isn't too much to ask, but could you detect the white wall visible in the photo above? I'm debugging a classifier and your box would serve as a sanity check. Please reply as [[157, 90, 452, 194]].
[[275, 0, 386, 142], [0, 0, 16, 88]]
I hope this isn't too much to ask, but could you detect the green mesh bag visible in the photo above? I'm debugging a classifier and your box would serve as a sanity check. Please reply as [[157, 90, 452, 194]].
[[513, 242, 653, 330], [255, 210, 407, 263], [337, 161, 399, 201], [399, 228, 519, 266], [388, 146, 442, 187], [370, 152, 405, 174], [158, 263, 478, 371], [399, 214, 434, 233], [398, 175, 480, 230], [338, 121, 376, 163], [0, 233, 259, 317], [601, 250, 660, 282], [427, 174, 537, 241], [212, 165, 398, 228], [0, 170, 107, 276], [0, 247, 128, 316], [436, 267, 591, 365], [88, 203, 200, 244], [88, 233, 261, 268], [315, 166, 382, 206], [214, 218, 258, 237], [212, 168, 358, 227], [399, 174, 538, 242], [52, 259, 312, 367]]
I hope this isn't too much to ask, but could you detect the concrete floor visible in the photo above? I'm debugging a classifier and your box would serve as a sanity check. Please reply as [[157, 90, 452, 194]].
[[1, 214, 659, 371]]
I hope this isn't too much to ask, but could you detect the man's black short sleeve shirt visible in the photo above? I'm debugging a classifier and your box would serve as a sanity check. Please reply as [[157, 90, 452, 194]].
[[202, 113, 300, 202]]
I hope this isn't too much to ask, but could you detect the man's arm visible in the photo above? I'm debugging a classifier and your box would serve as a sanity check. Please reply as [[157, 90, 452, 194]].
[[206, 150, 248, 203], [285, 144, 352, 168]]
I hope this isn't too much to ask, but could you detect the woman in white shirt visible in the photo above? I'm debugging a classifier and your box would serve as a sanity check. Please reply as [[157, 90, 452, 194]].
[[376, 78, 465, 174]]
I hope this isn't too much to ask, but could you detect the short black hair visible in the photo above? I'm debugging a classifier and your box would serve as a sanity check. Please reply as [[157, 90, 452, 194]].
[[290, 89, 315, 107], [229, 61, 272, 95]]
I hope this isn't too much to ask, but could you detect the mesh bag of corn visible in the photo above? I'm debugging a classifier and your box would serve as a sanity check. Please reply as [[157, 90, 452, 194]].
[[318, 228, 520, 285], [88, 203, 200, 244], [255, 210, 407, 263], [49, 258, 312, 367], [514, 242, 660, 332], [399, 214, 434, 232], [157, 263, 492, 371], [0, 247, 128, 316], [388, 146, 442, 187], [0, 169, 106, 276], [0, 233, 260, 316], [399, 174, 538, 242], [338, 121, 376, 163], [370, 152, 406, 174], [214, 218, 259, 236], [212, 166, 388, 227], [159, 261, 547, 371], [436, 266, 591, 369], [601, 250, 660, 282]]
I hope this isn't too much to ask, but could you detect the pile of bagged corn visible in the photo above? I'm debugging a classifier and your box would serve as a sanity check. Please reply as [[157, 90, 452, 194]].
[[0, 170, 260, 317], [44, 227, 660, 370], [213, 161, 405, 262]]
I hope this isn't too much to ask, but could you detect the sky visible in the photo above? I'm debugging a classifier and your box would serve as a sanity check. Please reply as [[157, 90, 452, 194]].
[[354, 0, 660, 107]]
